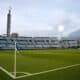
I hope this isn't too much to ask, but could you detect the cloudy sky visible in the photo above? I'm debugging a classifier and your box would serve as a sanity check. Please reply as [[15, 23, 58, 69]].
[[0, 0, 80, 37]]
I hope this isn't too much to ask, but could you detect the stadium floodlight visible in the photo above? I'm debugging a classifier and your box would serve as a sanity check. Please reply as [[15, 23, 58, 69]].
[[58, 25, 64, 33], [58, 25, 64, 48], [58, 25, 64, 40]]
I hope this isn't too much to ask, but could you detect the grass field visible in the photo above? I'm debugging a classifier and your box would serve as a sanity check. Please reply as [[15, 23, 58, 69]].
[[0, 49, 80, 80]]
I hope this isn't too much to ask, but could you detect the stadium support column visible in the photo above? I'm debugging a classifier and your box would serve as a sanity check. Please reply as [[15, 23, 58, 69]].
[[6, 8, 11, 37]]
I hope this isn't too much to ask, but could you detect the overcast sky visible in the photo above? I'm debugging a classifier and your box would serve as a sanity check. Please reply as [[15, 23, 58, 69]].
[[0, 0, 80, 37]]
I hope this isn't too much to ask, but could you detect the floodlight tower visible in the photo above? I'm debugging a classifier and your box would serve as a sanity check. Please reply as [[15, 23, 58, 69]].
[[6, 7, 11, 36], [58, 25, 64, 48]]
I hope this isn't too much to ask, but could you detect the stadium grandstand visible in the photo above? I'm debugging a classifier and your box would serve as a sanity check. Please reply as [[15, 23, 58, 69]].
[[0, 8, 80, 50], [0, 35, 80, 49]]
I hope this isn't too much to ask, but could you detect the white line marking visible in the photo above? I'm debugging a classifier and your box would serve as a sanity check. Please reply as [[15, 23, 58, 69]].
[[0, 64, 80, 79], [21, 72, 32, 75], [0, 67, 32, 79], [11, 72, 32, 75], [16, 64, 80, 79], [0, 67, 15, 79]]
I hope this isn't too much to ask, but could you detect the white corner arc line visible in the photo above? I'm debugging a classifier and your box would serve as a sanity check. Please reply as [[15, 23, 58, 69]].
[[16, 64, 80, 79], [11, 72, 32, 75], [0, 67, 15, 79], [0, 66, 32, 79]]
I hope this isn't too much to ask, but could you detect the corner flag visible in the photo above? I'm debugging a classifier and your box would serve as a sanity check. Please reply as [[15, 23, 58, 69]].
[[15, 41, 20, 54]]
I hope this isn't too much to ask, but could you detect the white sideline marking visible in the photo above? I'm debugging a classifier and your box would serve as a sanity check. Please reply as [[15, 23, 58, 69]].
[[0, 67, 15, 79], [16, 64, 80, 79]]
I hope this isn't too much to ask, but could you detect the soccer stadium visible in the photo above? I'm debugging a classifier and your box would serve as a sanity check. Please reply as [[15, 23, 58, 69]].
[[0, 1, 80, 80]]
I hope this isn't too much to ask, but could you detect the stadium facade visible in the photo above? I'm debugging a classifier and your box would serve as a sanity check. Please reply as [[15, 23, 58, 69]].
[[0, 35, 80, 49], [0, 9, 80, 49]]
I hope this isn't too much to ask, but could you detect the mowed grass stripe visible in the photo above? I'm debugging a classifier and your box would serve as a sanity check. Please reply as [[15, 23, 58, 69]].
[[16, 64, 80, 79], [0, 64, 80, 80], [16, 64, 80, 80], [0, 49, 80, 80]]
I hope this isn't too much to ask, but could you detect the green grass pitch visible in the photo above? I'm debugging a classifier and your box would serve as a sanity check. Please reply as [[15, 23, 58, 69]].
[[0, 49, 80, 80]]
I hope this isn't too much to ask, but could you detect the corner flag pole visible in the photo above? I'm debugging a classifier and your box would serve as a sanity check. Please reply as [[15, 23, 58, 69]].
[[14, 41, 17, 77]]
